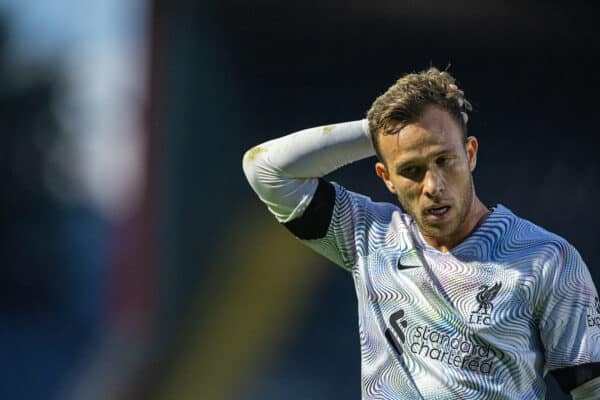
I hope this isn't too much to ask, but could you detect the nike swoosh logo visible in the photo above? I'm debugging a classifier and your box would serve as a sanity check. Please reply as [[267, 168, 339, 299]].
[[397, 260, 421, 270]]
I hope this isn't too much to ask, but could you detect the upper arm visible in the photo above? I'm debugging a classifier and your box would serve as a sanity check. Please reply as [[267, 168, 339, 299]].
[[285, 181, 375, 270], [242, 143, 319, 223], [284, 178, 336, 240], [537, 241, 600, 377]]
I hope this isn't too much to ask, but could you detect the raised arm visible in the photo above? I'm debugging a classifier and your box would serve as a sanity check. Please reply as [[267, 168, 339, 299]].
[[242, 119, 375, 237]]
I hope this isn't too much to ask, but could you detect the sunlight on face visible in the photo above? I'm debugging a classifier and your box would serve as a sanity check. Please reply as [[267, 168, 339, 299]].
[[376, 105, 479, 246]]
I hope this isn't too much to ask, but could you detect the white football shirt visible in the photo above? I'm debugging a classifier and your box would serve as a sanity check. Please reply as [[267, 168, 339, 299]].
[[302, 182, 600, 399]]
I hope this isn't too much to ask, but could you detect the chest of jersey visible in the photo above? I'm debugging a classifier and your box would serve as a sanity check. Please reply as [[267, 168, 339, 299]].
[[360, 246, 539, 379], [368, 248, 532, 324]]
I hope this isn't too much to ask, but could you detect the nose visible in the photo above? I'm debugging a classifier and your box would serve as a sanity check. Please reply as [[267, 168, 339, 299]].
[[423, 168, 445, 199]]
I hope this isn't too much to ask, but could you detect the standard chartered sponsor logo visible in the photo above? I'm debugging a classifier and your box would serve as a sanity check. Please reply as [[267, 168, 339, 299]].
[[408, 326, 497, 374], [387, 309, 498, 375]]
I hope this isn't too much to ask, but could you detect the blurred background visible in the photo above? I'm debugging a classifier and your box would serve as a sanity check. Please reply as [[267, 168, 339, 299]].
[[0, 1, 598, 399]]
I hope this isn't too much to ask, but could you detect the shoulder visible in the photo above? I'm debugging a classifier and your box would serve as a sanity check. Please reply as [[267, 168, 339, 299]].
[[330, 181, 410, 235], [285, 180, 406, 241], [331, 182, 413, 252], [495, 204, 584, 272], [331, 181, 403, 219], [495, 204, 573, 251]]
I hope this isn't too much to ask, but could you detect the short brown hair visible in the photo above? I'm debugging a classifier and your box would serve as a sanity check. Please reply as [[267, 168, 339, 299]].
[[366, 67, 472, 161]]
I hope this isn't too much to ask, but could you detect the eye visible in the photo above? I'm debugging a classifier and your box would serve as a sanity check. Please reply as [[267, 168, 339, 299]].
[[436, 156, 452, 166], [399, 165, 424, 180]]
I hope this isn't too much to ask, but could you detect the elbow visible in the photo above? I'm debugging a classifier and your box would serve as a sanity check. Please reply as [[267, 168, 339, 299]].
[[242, 145, 267, 184], [242, 144, 276, 196], [242, 145, 264, 169]]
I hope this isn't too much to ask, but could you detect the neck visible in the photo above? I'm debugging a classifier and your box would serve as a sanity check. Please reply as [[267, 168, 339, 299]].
[[422, 196, 490, 253]]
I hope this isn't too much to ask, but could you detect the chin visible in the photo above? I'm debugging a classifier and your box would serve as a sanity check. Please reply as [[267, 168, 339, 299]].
[[419, 220, 457, 238], [417, 222, 442, 237]]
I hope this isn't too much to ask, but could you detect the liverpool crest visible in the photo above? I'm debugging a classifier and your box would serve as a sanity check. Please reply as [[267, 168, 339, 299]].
[[470, 282, 502, 326]]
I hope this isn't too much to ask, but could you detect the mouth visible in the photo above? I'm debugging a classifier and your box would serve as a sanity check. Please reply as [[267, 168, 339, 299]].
[[423, 205, 451, 221]]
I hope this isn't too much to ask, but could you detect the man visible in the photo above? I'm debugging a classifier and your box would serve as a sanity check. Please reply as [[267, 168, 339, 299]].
[[242, 67, 600, 399]]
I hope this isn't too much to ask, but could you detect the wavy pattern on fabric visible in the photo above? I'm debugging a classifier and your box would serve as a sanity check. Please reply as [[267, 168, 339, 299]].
[[303, 182, 600, 400]]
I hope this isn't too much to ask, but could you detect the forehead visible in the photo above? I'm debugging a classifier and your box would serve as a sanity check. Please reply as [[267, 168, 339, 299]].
[[379, 106, 464, 166]]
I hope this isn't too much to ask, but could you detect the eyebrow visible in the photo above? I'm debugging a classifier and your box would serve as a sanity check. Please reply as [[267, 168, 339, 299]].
[[394, 149, 455, 171]]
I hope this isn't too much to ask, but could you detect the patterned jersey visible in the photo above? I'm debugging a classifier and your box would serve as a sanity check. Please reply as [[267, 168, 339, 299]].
[[301, 182, 600, 400]]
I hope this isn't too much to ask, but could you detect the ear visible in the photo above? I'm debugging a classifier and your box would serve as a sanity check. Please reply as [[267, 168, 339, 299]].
[[375, 161, 396, 194], [465, 136, 478, 172]]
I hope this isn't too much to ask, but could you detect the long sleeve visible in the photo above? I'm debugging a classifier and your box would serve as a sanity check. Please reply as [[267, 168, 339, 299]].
[[242, 119, 375, 223]]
